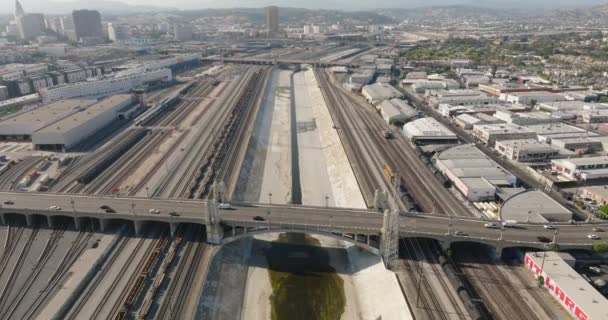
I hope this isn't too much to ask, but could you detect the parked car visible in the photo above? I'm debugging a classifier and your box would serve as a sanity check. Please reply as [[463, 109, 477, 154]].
[[218, 203, 232, 210], [484, 222, 501, 229]]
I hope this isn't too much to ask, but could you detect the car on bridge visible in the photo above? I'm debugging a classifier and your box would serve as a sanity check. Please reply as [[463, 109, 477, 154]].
[[49, 205, 61, 211], [537, 236, 551, 243], [218, 203, 232, 210], [543, 224, 557, 230], [3, 200, 14, 205], [593, 227, 605, 232], [484, 222, 501, 229], [588, 234, 601, 240], [454, 231, 467, 236], [149, 209, 160, 214], [253, 216, 266, 221]]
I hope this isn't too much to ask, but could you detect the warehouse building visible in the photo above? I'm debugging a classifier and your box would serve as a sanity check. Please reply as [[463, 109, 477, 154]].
[[525, 123, 588, 143], [494, 110, 560, 126], [39, 68, 171, 103], [377, 98, 417, 125], [403, 117, 458, 144], [434, 144, 516, 202], [31, 94, 136, 151], [525, 251, 606, 320], [471, 123, 537, 146], [501, 190, 572, 222], [0, 98, 96, 141], [455, 113, 504, 130], [361, 83, 403, 105], [582, 110, 608, 124], [552, 156, 608, 180], [501, 91, 565, 105], [494, 139, 565, 162]]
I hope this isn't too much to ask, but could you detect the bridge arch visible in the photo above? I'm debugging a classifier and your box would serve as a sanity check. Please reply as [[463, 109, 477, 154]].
[[221, 228, 381, 256]]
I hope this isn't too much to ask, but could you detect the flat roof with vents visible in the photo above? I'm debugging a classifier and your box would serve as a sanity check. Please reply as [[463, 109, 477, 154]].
[[0, 99, 96, 137]]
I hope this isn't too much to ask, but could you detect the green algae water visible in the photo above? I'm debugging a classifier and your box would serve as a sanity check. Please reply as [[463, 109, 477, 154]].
[[267, 233, 346, 320]]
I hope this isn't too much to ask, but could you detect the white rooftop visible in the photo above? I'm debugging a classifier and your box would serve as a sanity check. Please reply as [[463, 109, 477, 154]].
[[403, 117, 456, 139], [501, 190, 571, 222], [526, 251, 608, 320]]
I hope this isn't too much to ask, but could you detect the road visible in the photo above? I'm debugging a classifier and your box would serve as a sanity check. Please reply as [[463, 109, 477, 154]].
[[0, 191, 604, 248]]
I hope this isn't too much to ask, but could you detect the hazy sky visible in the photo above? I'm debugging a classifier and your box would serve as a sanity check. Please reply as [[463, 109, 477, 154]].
[[4, 0, 607, 14]]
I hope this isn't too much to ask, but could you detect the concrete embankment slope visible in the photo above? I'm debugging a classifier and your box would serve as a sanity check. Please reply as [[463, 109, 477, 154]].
[[301, 69, 366, 208]]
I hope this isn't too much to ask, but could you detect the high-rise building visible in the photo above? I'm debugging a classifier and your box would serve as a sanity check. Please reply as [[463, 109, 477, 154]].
[[265, 6, 279, 33], [15, 0, 25, 18], [173, 24, 193, 41], [107, 23, 128, 42], [72, 10, 103, 40], [60, 16, 75, 31], [14, 1, 45, 40]]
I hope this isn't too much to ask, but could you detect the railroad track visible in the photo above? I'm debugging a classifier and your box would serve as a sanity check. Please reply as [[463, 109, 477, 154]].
[[0, 156, 45, 191], [455, 249, 538, 320], [319, 69, 473, 216], [0, 226, 67, 319], [64, 231, 131, 320], [398, 237, 467, 320], [0, 227, 39, 313], [153, 66, 260, 199], [154, 225, 209, 320], [21, 228, 95, 320], [315, 69, 401, 208]]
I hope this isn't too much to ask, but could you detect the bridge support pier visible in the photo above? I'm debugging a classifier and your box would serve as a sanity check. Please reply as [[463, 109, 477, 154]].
[[439, 240, 452, 254], [206, 224, 223, 244], [133, 220, 143, 235], [25, 214, 33, 227], [73, 217, 83, 230], [367, 235, 371, 246], [493, 245, 504, 261], [0, 214, 5, 225], [99, 219, 106, 233], [47, 216, 54, 228], [170, 223, 178, 237]]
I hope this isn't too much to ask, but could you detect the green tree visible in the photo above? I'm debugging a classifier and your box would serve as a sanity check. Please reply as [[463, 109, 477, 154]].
[[592, 242, 608, 254]]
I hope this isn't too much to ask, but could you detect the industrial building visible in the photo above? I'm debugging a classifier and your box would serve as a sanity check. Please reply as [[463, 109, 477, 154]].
[[377, 99, 417, 125], [582, 110, 608, 123], [428, 90, 497, 107], [362, 83, 403, 105], [0, 98, 97, 141], [494, 139, 564, 162], [501, 190, 572, 222], [552, 156, 608, 180], [525, 252, 607, 320], [471, 123, 537, 146], [39, 68, 172, 103], [525, 123, 588, 143], [501, 91, 565, 105], [454, 113, 504, 130], [493, 110, 560, 126], [403, 117, 458, 144], [434, 144, 516, 202], [32, 94, 136, 151]]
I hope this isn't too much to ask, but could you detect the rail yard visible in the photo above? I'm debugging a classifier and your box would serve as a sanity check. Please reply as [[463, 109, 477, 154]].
[[0, 45, 586, 320]]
